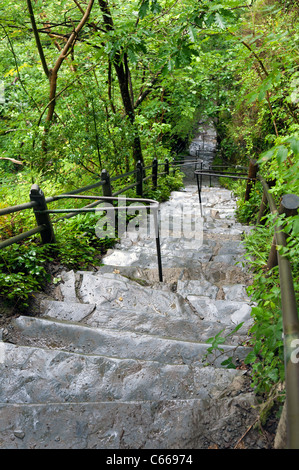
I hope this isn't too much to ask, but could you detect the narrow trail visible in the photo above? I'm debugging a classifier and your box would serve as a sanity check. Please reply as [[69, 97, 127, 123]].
[[0, 124, 276, 449]]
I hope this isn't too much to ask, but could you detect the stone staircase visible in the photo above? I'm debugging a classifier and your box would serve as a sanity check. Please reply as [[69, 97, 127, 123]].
[[0, 182, 267, 449]]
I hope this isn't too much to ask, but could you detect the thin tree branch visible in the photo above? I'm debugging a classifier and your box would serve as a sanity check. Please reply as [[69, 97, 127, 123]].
[[228, 29, 269, 77], [37, 64, 98, 126], [52, 0, 95, 76], [134, 72, 162, 109], [26, 0, 49, 78]]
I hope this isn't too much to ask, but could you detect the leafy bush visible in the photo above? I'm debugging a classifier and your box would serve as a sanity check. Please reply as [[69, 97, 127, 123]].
[[0, 243, 53, 309], [241, 210, 299, 396]]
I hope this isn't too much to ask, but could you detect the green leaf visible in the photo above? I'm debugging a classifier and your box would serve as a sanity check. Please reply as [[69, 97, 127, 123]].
[[221, 357, 236, 369], [188, 26, 196, 43], [214, 12, 226, 29], [267, 368, 279, 382], [227, 322, 244, 336], [276, 145, 289, 165], [258, 148, 275, 163], [246, 90, 258, 104], [291, 216, 299, 235], [244, 351, 257, 364], [167, 58, 174, 72], [138, 0, 149, 19], [290, 138, 299, 156], [205, 13, 216, 27], [127, 48, 138, 65], [150, 0, 162, 14]]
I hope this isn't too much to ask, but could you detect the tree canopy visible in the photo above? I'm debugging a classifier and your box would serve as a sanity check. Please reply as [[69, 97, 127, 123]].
[[0, 0, 298, 181]]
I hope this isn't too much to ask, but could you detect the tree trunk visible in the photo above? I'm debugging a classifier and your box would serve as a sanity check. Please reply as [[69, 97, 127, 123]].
[[98, 0, 144, 166]]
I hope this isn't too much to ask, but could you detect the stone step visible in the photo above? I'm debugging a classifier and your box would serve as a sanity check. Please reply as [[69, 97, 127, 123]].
[[91, 262, 252, 290], [39, 299, 249, 346], [77, 272, 253, 330], [76, 272, 200, 316], [0, 387, 258, 449], [102, 240, 214, 269], [176, 279, 250, 302], [0, 342, 244, 404], [46, 270, 253, 343], [0, 179, 260, 449], [5, 316, 251, 367]]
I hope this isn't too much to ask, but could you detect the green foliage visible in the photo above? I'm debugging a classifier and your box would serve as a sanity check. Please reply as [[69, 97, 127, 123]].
[[54, 213, 117, 270], [244, 278, 285, 395], [203, 322, 245, 368], [0, 243, 52, 308], [241, 211, 298, 395], [145, 173, 184, 201]]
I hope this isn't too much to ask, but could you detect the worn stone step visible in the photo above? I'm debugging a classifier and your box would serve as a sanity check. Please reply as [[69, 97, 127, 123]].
[[0, 342, 244, 404], [102, 240, 214, 269], [0, 178, 259, 450], [39, 299, 249, 346], [176, 279, 251, 302], [77, 272, 253, 330], [186, 297, 253, 328], [0, 386, 258, 449], [77, 272, 201, 316], [93, 263, 252, 291], [5, 316, 252, 367]]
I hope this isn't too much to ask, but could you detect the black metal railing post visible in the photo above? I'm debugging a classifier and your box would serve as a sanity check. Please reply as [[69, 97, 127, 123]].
[[164, 158, 169, 176], [152, 157, 158, 189], [152, 204, 163, 282], [244, 159, 258, 202], [136, 160, 143, 196], [101, 169, 112, 197], [30, 184, 55, 244]]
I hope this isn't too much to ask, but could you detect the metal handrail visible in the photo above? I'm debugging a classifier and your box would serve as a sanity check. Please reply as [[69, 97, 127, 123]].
[[39, 194, 163, 282], [0, 190, 163, 281], [0, 225, 46, 249], [0, 155, 206, 276]]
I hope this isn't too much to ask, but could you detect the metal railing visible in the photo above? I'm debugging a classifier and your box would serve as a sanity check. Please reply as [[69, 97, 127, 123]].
[[194, 162, 299, 449], [0, 156, 201, 282]]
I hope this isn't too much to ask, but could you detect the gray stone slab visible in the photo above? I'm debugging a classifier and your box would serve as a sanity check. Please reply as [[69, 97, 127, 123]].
[[84, 304, 249, 346], [59, 270, 79, 302], [0, 343, 242, 404], [7, 316, 251, 367], [217, 241, 246, 255], [78, 273, 199, 319], [222, 285, 251, 302], [177, 279, 218, 299], [40, 300, 96, 322], [0, 388, 259, 449], [186, 297, 253, 326]]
